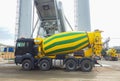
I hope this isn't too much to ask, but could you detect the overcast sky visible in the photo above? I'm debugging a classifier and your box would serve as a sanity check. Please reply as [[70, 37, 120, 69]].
[[0, 0, 120, 47], [90, 0, 120, 47], [0, 0, 16, 46]]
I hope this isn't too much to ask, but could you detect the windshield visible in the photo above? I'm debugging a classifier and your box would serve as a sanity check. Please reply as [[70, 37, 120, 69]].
[[16, 42, 25, 47]]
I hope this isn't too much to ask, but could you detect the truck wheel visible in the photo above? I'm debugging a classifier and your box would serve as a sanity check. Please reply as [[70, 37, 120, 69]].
[[39, 59, 50, 71], [22, 60, 32, 71], [81, 60, 93, 72], [65, 59, 77, 71]]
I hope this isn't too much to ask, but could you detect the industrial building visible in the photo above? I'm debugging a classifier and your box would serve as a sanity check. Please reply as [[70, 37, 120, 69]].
[[15, 0, 91, 39]]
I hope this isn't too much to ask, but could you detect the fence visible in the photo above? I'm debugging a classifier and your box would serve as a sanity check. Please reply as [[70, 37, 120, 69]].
[[0, 52, 14, 60]]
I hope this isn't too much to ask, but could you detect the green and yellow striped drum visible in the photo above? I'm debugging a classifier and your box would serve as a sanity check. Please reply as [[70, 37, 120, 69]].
[[42, 32, 90, 55]]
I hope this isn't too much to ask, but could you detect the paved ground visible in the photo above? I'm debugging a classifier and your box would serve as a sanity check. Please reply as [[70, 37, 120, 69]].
[[0, 60, 120, 81]]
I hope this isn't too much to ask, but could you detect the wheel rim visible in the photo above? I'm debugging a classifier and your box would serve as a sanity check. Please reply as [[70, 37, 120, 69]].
[[42, 63, 48, 69], [68, 63, 75, 70], [84, 63, 89, 68], [24, 63, 30, 69], [84, 63, 90, 70], [66, 60, 76, 71]]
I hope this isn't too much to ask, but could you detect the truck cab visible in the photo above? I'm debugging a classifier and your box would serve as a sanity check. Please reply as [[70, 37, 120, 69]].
[[15, 38, 37, 70]]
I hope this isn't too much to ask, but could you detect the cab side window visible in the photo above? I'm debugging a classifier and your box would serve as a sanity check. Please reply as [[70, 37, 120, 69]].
[[17, 42, 25, 48]]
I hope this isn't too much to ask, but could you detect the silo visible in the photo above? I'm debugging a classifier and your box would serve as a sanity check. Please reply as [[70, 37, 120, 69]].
[[16, 0, 34, 38], [75, 0, 91, 31]]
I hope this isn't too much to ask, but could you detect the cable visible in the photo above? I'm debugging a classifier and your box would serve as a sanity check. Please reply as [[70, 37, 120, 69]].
[[64, 15, 74, 31]]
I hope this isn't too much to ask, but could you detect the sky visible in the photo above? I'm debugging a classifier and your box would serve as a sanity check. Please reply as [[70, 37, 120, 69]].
[[0, 0, 120, 47], [0, 0, 16, 46], [90, 0, 120, 47]]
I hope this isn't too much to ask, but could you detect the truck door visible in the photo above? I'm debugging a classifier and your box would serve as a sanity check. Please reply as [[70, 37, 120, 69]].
[[15, 41, 26, 56]]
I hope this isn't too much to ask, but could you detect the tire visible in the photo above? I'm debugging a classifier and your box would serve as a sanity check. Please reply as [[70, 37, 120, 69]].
[[22, 60, 32, 71], [38, 59, 50, 71], [81, 60, 93, 72], [65, 59, 77, 71]]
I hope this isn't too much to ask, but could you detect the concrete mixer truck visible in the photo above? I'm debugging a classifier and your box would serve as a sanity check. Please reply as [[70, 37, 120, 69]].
[[15, 30, 102, 72]]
